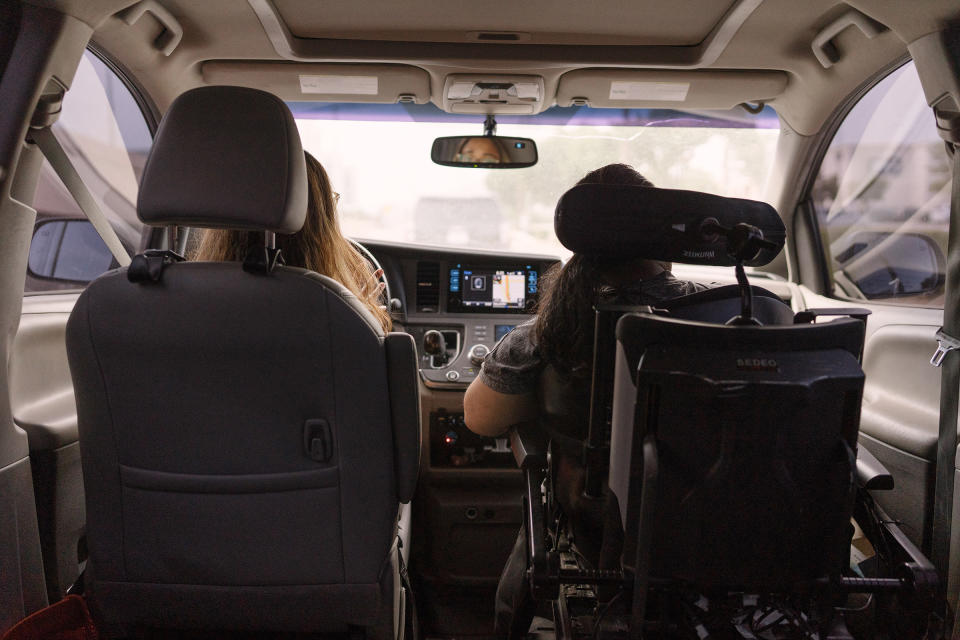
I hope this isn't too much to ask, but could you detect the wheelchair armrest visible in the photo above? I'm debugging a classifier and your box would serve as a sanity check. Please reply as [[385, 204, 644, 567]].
[[794, 307, 872, 325], [509, 423, 559, 600], [856, 445, 895, 491], [511, 422, 547, 471]]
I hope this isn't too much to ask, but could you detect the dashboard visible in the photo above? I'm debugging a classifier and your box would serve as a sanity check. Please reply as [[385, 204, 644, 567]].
[[368, 241, 560, 388]]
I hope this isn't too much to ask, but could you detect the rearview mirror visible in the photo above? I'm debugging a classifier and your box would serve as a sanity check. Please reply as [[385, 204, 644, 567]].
[[431, 135, 537, 168], [28, 218, 117, 285], [832, 231, 945, 299]]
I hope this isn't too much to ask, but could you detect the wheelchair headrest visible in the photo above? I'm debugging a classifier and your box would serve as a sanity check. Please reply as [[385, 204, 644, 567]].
[[137, 86, 308, 234], [554, 184, 785, 267]]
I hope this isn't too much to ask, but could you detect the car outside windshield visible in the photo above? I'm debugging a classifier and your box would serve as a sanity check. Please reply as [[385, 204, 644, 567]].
[[290, 103, 780, 257]]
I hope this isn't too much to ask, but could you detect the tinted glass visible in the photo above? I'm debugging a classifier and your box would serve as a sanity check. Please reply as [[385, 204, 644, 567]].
[[25, 50, 150, 292], [811, 61, 949, 307]]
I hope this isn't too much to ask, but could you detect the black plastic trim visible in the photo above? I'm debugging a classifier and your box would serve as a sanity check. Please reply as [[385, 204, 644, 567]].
[[85, 43, 159, 134]]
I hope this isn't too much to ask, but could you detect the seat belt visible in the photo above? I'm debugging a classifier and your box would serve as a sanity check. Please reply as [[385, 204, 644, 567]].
[[932, 141, 960, 595], [30, 126, 131, 267]]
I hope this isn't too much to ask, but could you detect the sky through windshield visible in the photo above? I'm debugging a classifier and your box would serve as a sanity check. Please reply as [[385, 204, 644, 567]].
[[291, 103, 779, 256]]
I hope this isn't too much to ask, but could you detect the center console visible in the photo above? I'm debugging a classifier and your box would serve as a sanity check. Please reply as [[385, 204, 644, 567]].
[[429, 409, 515, 468], [405, 256, 553, 388], [406, 320, 527, 386], [358, 242, 561, 601]]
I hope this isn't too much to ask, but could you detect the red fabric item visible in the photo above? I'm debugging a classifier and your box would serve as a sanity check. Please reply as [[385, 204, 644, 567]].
[[1, 596, 98, 640]]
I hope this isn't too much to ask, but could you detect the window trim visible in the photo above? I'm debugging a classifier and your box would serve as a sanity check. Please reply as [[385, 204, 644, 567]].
[[85, 42, 159, 137]]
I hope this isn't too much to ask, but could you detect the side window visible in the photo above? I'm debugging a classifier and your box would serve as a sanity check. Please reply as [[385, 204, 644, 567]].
[[811, 61, 950, 308], [25, 50, 152, 293]]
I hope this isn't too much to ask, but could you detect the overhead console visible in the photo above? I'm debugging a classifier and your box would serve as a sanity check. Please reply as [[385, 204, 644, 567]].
[[441, 74, 546, 114]]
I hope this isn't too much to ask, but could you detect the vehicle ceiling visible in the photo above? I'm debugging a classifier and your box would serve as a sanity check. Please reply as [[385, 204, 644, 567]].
[[26, 0, 960, 136]]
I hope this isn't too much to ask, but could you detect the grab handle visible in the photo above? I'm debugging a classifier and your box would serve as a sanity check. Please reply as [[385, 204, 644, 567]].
[[812, 10, 886, 69], [119, 0, 183, 56]]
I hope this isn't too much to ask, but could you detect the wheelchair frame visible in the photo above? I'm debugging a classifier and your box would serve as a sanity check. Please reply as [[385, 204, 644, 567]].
[[509, 300, 941, 639]]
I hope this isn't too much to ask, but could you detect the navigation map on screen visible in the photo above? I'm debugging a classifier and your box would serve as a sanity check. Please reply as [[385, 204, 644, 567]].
[[461, 269, 526, 309]]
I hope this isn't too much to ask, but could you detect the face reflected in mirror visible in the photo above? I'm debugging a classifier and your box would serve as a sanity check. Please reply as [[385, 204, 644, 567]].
[[431, 135, 537, 168], [455, 137, 504, 164]]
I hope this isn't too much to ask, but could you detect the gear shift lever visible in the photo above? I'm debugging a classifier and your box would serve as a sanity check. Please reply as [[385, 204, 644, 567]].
[[423, 330, 449, 365]]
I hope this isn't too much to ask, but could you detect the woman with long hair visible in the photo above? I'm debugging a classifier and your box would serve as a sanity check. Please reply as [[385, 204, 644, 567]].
[[463, 163, 707, 639], [193, 152, 392, 332], [465, 163, 702, 437]]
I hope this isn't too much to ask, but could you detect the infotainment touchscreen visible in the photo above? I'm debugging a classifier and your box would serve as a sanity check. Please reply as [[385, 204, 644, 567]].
[[447, 264, 538, 313]]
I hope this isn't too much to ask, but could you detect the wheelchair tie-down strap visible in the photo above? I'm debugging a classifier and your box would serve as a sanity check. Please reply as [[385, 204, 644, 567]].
[[31, 126, 132, 267]]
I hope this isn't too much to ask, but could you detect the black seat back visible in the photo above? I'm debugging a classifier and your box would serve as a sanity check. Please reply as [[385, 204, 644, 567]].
[[66, 86, 420, 637], [610, 312, 865, 590]]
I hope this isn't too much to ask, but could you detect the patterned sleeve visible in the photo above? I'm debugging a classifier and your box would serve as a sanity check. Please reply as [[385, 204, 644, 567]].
[[476, 321, 543, 395]]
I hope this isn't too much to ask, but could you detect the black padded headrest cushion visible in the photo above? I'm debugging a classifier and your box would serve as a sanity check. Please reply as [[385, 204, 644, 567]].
[[555, 184, 785, 267], [138, 86, 307, 233]]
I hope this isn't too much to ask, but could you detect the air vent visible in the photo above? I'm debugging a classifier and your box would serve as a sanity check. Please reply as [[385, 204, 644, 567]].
[[416, 261, 440, 312]]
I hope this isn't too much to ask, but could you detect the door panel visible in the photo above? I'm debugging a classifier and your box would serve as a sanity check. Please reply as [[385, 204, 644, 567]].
[[0, 198, 49, 632], [860, 324, 941, 459], [0, 458, 47, 631], [11, 296, 77, 447], [800, 287, 942, 549], [10, 292, 82, 601], [858, 322, 941, 547]]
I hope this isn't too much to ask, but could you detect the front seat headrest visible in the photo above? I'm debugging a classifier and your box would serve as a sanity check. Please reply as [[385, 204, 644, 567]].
[[137, 86, 307, 234], [555, 183, 785, 267]]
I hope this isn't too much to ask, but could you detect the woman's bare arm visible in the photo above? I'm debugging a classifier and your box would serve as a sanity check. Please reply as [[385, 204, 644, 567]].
[[463, 377, 539, 437]]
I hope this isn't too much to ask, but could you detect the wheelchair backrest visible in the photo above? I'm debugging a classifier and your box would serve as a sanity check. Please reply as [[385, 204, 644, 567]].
[[609, 312, 866, 590]]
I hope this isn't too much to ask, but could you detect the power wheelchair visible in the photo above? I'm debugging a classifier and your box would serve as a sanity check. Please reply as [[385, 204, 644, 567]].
[[509, 184, 941, 639]]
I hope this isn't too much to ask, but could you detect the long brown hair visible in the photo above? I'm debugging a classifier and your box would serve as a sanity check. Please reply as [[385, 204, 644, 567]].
[[535, 164, 653, 374], [193, 152, 392, 332]]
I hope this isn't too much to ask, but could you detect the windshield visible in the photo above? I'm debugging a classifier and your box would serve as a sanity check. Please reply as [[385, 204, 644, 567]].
[[290, 104, 780, 256]]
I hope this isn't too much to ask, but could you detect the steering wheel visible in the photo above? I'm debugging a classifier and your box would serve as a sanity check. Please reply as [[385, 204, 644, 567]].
[[350, 239, 392, 311]]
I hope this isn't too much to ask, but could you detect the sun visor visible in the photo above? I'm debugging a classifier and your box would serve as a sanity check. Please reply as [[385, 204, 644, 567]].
[[557, 70, 788, 109], [201, 62, 431, 103], [554, 184, 784, 267]]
